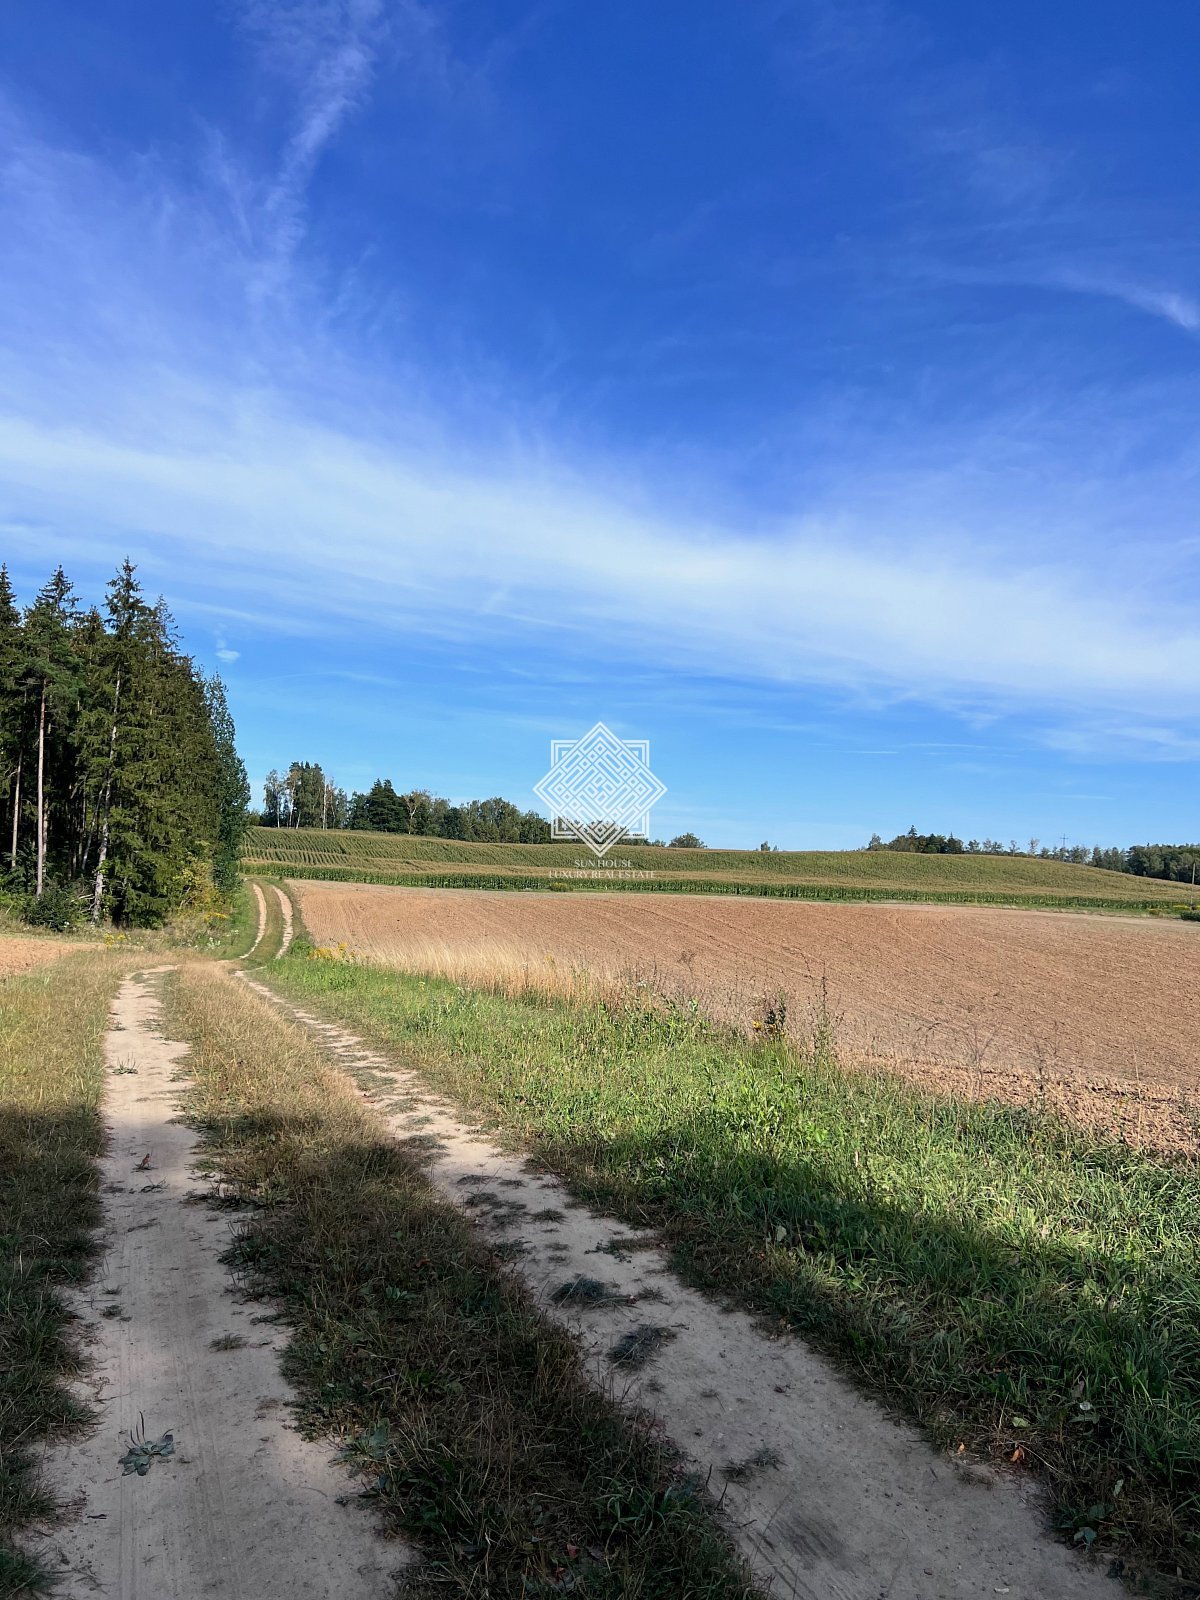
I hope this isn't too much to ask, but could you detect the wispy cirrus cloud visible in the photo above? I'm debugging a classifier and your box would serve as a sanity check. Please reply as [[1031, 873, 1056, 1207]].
[[769, 0, 1200, 350], [234, 0, 389, 300], [1049, 272, 1200, 333], [0, 4, 1198, 766]]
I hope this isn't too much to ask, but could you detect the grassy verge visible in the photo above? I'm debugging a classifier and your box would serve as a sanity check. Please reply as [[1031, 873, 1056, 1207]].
[[165, 963, 758, 1599], [0, 951, 128, 1595], [263, 954, 1200, 1588]]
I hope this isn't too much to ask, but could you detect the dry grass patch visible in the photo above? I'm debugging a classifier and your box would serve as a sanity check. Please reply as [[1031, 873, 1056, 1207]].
[[0, 950, 131, 1594]]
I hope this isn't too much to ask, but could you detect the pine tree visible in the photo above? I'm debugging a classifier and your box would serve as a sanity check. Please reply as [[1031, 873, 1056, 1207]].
[[204, 674, 249, 891], [22, 568, 80, 897], [0, 567, 26, 869], [0, 563, 249, 925]]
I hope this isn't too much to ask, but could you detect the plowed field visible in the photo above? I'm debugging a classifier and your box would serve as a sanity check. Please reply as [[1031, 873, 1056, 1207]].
[[292, 881, 1200, 1153], [0, 936, 83, 976]]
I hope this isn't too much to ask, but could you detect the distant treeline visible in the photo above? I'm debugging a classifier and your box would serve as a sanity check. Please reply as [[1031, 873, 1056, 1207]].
[[257, 763, 704, 847], [260, 768, 554, 842], [867, 827, 1200, 884], [0, 563, 249, 925]]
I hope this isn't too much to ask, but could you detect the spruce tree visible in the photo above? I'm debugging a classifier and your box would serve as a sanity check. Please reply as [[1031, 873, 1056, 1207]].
[[22, 568, 80, 896], [0, 562, 249, 925], [204, 675, 250, 891], [0, 567, 26, 869]]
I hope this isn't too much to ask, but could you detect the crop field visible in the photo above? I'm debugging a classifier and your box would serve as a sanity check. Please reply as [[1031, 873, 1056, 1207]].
[[293, 880, 1200, 1154], [244, 825, 1200, 910]]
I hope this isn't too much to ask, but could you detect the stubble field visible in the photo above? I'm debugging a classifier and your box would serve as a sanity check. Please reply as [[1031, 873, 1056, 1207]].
[[293, 880, 1200, 1153]]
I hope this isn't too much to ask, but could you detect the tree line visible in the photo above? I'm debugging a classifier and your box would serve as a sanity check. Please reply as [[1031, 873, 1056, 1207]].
[[866, 827, 1199, 883], [259, 768, 554, 842], [0, 562, 249, 926], [257, 763, 708, 847]]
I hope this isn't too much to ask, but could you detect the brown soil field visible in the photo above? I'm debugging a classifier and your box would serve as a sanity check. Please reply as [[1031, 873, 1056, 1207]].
[[292, 881, 1200, 1154], [0, 935, 84, 976]]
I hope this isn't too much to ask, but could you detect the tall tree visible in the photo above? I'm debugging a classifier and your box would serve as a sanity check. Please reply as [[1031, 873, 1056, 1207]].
[[204, 675, 250, 891], [22, 568, 80, 897], [0, 567, 25, 868]]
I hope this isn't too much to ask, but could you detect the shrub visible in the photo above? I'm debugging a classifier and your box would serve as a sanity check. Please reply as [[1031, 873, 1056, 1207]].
[[21, 879, 85, 931]]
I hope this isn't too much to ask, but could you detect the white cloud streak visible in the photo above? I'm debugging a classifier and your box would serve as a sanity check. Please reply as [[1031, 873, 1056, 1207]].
[[0, 26, 1197, 740], [0, 394, 1196, 721], [1053, 273, 1200, 333], [241, 1, 385, 299]]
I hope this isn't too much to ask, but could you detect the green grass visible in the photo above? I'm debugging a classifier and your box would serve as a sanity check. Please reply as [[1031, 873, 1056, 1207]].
[[262, 953, 1200, 1587], [243, 876, 285, 965], [166, 962, 758, 1599], [0, 951, 128, 1596], [243, 826, 1200, 911]]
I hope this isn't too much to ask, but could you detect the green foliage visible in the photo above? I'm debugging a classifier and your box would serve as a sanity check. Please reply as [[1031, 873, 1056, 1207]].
[[20, 878, 84, 931], [204, 675, 250, 891], [0, 562, 248, 927], [263, 761, 346, 830], [868, 826, 964, 854], [339, 780, 552, 842], [1127, 843, 1200, 884], [668, 832, 705, 848]]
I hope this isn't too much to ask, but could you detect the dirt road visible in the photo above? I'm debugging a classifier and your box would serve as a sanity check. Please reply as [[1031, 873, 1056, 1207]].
[[24, 970, 402, 1598]]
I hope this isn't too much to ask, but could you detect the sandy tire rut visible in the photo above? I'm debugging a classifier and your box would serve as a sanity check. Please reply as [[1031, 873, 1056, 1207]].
[[25, 970, 404, 1599], [247, 883, 268, 956], [241, 972, 1113, 1600], [273, 884, 294, 957]]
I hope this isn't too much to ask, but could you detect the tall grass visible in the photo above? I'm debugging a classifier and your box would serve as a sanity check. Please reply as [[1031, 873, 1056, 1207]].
[[265, 952, 1200, 1587], [0, 951, 128, 1594]]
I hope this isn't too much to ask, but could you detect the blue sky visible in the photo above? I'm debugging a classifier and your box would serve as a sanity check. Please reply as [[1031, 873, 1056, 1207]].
[[0, 1, 1197, 848]]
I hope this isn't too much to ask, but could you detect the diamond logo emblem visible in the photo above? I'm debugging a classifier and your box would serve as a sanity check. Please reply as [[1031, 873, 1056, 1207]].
[[533, 722, 667, 858]]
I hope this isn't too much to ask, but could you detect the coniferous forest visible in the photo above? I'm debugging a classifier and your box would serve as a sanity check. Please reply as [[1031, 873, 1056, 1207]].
[[0, 561, 249, 927]]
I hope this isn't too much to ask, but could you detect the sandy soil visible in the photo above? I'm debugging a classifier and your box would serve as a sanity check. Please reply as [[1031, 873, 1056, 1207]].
[[248, 883, 267, 955], [272, 884, 293, 957], [293, 882, 1200, 1153], [24, 970, 405, 1599], [244, 970, 1112, 1600], [0, 935, 85, 975]]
